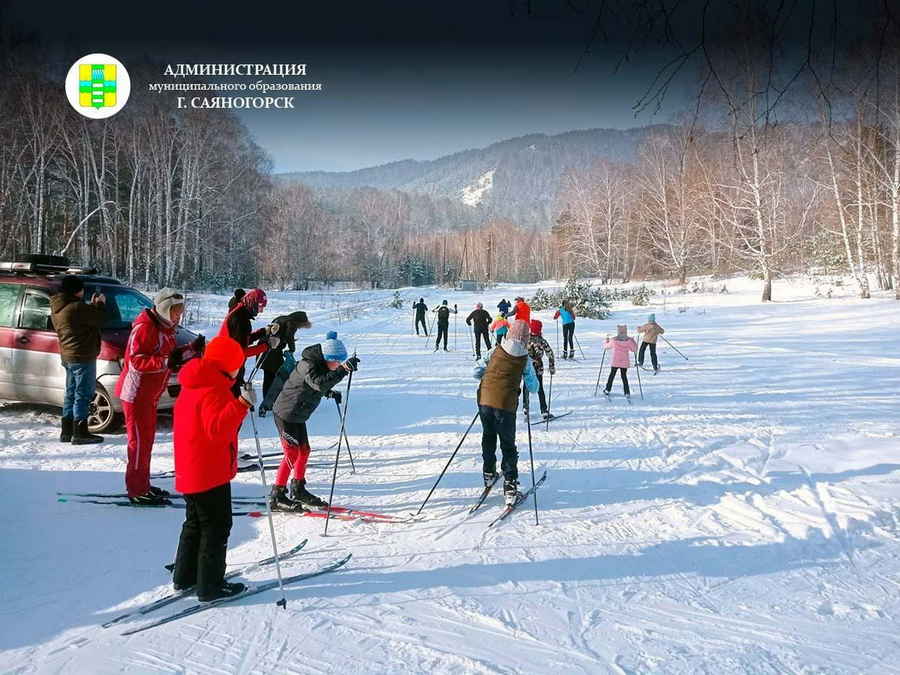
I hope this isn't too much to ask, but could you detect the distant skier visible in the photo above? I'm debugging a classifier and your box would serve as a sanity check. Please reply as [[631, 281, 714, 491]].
[[412, 298, 428, 336], [497, 298, 511, 317], [270, 332, 360, 511], [473, 320, 539, 506], [553, 299, 576, 359], [172, 335, 252, 602], [602, 325, 637, 398], [260, 311, 312, 398], [466, 302, 492, 358], [227, 288, 245, 311], [527, 320, 556, 419], [507, 296, 531, 323], [490, 313, 509, 346], [432, 300, 457, 352], [636, 313, 664, 374]]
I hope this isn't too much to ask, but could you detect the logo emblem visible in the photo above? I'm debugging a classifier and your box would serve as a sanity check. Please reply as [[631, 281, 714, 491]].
[[65, 53, 131, 119]]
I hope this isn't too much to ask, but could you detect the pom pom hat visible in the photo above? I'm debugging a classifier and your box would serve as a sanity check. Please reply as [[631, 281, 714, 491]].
[[203, 336, 245, 372], [321, 331, 348, 362]]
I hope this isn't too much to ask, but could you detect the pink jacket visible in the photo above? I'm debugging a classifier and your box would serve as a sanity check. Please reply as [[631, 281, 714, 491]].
[[604, 337, 636, 368]]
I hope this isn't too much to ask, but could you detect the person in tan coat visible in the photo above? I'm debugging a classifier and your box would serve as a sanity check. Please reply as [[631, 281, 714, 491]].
[[636, 313, 665, 373], [473, 320, 539, 506]]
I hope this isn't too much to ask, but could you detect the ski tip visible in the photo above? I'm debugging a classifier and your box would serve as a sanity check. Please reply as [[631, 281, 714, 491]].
[[57, 498, 67, 502], [249, 511, 263, 518]]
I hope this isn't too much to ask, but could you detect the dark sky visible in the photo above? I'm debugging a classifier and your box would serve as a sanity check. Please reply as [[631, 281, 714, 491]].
[[3, 0, 874, 173]]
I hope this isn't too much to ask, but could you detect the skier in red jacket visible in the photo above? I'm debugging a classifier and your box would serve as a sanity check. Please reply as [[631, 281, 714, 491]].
[[171, 335, 253, 602], [116, 289, 203, 504]]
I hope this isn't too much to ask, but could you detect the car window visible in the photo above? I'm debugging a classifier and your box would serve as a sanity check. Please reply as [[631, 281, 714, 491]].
[[0, 283, 23, 327], [82, 284, 153, 329], [19, 291, 52, 331]]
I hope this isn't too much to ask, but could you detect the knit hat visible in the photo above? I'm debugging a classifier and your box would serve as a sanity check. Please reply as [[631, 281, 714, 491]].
[[241, 288, 267, 315], [648, 313, 656, 323], [321, 331, 348, 362], [203, 336, 244, 372], [529, 319, 542, 336], [476, 302, 483, 309], [507, 319, 530, 344], [442, 299, 448, 305], [616, 324, 628, 339], [154, 288, 185, 320], [60, 275, 84, 296]]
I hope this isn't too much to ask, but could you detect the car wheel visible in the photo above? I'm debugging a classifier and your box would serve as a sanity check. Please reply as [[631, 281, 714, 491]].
[[88, 385, 122, 434]]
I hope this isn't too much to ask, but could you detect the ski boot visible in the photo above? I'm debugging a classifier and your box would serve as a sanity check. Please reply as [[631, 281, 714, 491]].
[[59, 416, 73, 442], [129, 491, 171, 506], [290, 479, 329, 509], [269, 485, 308, 512], [71, 419, 103, 445], [503, 478, 521, 507], [602, 389, 610, 396], [148, 485, 171, 498], [198, 581, 246, 603], [482, 471, 499, 488], [541, 411, 551, 421]]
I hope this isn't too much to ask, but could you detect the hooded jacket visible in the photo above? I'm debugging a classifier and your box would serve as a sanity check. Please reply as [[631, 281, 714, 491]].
[[50, 293, 106, 363], [173, 358, 248, 494], [507, 299, 531, 324], [474, 339, 539, 412], [115, 308, 177, 404], [219, 304, 267, 359], [273, 343, 347, 423], [604, 337, 637, 368]]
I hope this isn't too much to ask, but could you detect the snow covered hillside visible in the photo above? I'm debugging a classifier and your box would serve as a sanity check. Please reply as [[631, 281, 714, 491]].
[[3, 277, 900, 673]]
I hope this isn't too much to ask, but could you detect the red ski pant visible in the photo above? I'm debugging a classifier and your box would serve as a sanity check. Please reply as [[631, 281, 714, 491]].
[[123, 400, 159, 497], [274, 417, 311, 486]]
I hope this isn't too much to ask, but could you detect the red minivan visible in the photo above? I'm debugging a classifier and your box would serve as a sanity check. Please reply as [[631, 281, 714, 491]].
[[0, 255, 197, 433]]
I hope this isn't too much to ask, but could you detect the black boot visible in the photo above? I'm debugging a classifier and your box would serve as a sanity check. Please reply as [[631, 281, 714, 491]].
[[59, 416, 73, 442], [198, 581, 245, 602], [71, 419, 103, 445], [148, 485, 171, 497], [482, 471, 499, 488], [268, 485, 308, 512], [503, 478, 521, 507], [290, 479, 329, 509], [129, 491, 171, 506]]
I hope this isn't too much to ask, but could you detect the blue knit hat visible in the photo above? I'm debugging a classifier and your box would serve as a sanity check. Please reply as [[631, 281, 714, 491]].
[[648, 313, 656, 323], [321, 331, 347, 362]]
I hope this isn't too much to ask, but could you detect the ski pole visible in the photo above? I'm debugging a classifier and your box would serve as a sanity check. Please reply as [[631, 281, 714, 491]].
[[454, 305, 458, 351], [633, 352, 644, 400], [333, 398, 356, 473], [545, 369, 553, 432], [594, 348, 607, 396], [523, 392, 539, 526], [244, 384, 288, 609], [324, 358, 355, 535], [661, 336, 688, 361], [574, 334, 586, 360], [555, 316, 560, 358], [416, 411, 479, 515], [470, 325, 476, 358]]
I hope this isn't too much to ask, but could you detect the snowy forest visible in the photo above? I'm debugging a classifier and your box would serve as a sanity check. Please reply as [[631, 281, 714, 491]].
[[2, 4, 900, 301]]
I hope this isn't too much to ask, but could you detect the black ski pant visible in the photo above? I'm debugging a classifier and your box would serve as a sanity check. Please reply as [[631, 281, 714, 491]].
[[473, 328, 491, 358], [605, 367, 630, 396], [562, 322, 575, 355], [638, 342, 658, 369], [479, 404, 518, 481], [435, 322, 449, 350], [173, 481, 233, 596], [415, 315, 428, 335]]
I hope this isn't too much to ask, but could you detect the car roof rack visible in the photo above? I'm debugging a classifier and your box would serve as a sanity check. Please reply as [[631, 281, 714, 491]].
[[0, 259, 99, 275]]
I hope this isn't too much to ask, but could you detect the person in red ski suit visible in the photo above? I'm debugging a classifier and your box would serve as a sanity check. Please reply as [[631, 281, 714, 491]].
[[116, 289, 203, 504], [172, 335, 253, 602]]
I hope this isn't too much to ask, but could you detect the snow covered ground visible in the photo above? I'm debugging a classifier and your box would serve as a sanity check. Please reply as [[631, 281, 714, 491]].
[[3, 276, 900, 674]]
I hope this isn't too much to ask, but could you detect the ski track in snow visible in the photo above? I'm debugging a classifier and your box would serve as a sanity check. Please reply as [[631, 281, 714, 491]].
[[3, 277, 900, 673]]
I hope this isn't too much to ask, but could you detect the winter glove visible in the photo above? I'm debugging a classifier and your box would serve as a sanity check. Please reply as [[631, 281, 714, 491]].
[[267, 335, 281, 349], [250, 328, 267, 343], [167, 350, 184, 371], [267, 322, 280, 335], [549, 366, 556, 376], [190, 334, 206, 354], [239, 383, 257, 409], [342, 356, 360, 372], [330, 390, 343, 406]]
